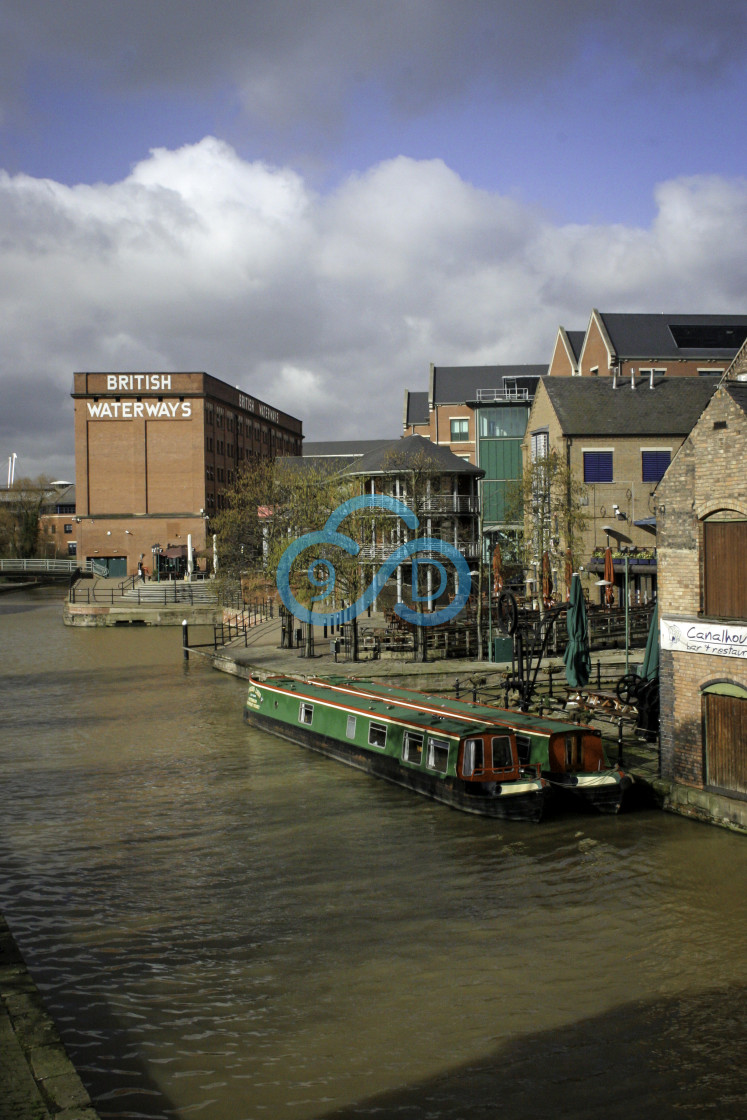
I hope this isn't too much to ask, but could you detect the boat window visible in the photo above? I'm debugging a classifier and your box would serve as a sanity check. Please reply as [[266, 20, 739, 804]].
[[299, 702, 314, 725], [427, 737, 450, 774], [515, 733, 532, 765], [402, 731, 423, 764], [462, 738, 483, 777], [368, 721, 387, 749], [491, 736, 514, 769], [346, 715, 357, 739], [565, 734, 582, 769]]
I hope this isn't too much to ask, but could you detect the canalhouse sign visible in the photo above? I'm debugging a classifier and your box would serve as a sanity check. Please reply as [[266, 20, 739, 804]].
[[661, 616, 747, 660]]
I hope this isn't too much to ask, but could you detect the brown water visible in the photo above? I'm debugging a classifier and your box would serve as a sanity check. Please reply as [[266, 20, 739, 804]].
[[0, 588, 745, 1120]]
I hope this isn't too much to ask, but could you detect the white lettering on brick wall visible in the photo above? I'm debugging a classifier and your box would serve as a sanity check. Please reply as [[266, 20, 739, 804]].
[[106, 375, 173, 391], [87, 400, 192, 420]]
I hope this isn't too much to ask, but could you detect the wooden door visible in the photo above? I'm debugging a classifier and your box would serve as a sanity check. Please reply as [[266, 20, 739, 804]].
[[704, 692, 747, 796]]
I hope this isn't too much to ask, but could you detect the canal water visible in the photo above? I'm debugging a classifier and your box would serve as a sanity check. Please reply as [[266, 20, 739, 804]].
[[1, 588, 745, 1120]]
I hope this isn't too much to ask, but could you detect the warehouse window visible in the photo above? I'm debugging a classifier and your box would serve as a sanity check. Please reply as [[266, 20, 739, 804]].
[[583, 451, 613, 483], [641, 450, 671, 483]]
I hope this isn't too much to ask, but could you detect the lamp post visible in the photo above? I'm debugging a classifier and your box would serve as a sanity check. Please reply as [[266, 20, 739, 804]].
[[152, 544, 162, 583]]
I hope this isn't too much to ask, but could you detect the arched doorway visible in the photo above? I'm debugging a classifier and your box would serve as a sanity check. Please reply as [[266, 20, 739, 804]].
[[702, 682, 747, 796]]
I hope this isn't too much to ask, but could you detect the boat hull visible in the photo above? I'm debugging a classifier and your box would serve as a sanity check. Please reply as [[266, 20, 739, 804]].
[[545, 772, 631, 815], [244, 709, 546, 822]]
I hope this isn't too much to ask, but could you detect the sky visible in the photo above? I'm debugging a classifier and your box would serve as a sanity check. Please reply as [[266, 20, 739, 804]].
[[1, 0, 746, 481]]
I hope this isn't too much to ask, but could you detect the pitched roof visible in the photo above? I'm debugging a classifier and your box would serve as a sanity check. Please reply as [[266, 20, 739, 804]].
[[343, 434, 483, 476], [404, 390, 429, 426], [538, 376, 720, 437], [595, 311, 747, 360], [431, 364, 546, 404], [723, 381, 747, 415], [303, 439, 394, 458], [566, 331, 585, 362]]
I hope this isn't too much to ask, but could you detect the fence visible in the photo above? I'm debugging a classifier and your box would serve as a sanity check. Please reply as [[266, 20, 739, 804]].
[[183, 598, 275, 657], [68, 581, 219, 606]]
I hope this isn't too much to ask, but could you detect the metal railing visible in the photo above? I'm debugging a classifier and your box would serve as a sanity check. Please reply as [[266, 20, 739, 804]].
[[0, 557, 100, 574], [183, 598, 275, 656], [68, 580, 220, 606], [476, 387, 530, 402]]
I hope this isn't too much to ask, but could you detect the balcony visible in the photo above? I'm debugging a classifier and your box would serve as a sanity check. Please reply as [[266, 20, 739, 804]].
[[476, 387, 530, 402]]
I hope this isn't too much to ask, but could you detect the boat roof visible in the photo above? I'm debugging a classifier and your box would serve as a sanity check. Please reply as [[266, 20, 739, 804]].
[[251, 675, 516, 739], [318, 678, 596, 737]]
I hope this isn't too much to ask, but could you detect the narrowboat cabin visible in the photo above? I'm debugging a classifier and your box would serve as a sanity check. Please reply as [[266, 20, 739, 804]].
[[310, 679, 630, 814], [245, 675, 547, 822]]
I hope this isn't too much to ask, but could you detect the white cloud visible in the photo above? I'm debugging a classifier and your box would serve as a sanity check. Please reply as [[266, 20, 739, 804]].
[[1, 140, 746, 479]]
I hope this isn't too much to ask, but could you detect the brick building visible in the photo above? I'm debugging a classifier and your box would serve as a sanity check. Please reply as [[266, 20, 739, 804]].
[[656, 380, 747, 829], [72, 372, 302, 577], [548, 310, 747, 379], [524, 376, 720, 602], [403, 365, 545, 565]]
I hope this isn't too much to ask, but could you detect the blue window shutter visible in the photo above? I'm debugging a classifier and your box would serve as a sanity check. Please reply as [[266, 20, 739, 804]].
[[641, 450, 671, 482], [583, 451, 613, 483]]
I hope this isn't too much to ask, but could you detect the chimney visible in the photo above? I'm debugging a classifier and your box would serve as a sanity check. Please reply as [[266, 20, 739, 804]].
[[630, 367, 636, 390]]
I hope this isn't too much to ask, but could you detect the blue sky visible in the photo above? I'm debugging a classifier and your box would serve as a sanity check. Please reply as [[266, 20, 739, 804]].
[[1, 0, 746, 478]]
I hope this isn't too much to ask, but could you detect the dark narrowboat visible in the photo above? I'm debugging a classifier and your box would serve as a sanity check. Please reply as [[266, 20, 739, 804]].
[[244, 675, 547, 822], [308, 678, 631, 814]]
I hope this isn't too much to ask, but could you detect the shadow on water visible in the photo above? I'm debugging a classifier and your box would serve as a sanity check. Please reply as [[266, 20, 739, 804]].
[[320, 983, 747, 1120]]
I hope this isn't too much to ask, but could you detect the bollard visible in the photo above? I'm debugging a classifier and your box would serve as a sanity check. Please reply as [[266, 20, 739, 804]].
[[617, 718, 624, 766], [182, 619, 189, 661], [597, 659, 601, 688], [548, 667, 554, 698], [455, 678, 460, 699]]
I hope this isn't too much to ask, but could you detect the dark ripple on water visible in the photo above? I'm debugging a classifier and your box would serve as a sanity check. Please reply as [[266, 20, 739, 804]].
[[1, 594, 746, 1119]]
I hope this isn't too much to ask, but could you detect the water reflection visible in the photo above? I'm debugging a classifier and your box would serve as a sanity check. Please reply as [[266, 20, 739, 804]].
[[0, 590, 745, 1119]]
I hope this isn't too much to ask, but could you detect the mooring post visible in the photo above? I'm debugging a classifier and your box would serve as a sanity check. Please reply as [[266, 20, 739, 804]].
[[182, 619, 189, 661]]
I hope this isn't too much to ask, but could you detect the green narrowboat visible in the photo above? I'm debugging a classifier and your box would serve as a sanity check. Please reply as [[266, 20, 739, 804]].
[[244, 675, 547, 822], [307, 678, 631, 814]]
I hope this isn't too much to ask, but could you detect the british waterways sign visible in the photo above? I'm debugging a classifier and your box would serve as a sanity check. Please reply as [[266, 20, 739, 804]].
[[661, 616, 747, 660]]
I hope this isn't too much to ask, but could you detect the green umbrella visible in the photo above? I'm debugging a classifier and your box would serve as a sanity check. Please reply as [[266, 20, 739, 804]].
[[641, 602, 659, 681], [563, 573, 591, 688]]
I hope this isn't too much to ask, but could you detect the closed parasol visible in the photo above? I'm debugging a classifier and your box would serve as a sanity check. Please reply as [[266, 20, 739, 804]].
[[542, 551, 553, 607], [603, 547, 615, 606], [492, 541, 503, 595], [563, 573, 592, 688], [641, 602, 659, 681]]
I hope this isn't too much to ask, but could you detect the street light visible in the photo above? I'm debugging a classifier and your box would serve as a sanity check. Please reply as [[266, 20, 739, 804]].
[[152, 544, 162, 582]]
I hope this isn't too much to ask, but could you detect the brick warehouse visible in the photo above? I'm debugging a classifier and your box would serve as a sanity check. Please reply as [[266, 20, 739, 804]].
[[72, 372, 303, 577], [656, 379, 747, 831]]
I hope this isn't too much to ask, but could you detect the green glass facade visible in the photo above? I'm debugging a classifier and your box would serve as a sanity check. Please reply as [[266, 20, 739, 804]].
[[476, 405, 529, 527]]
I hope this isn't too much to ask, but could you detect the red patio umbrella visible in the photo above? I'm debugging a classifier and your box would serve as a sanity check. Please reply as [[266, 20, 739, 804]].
[[603, 547, 615, 606], [492, 541, 503, 595], [542, 551, 553, 607]]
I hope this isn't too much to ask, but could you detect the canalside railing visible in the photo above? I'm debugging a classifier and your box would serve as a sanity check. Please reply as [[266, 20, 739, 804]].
[[68, 580, 219, 606], [182, 598, 275, 658]]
